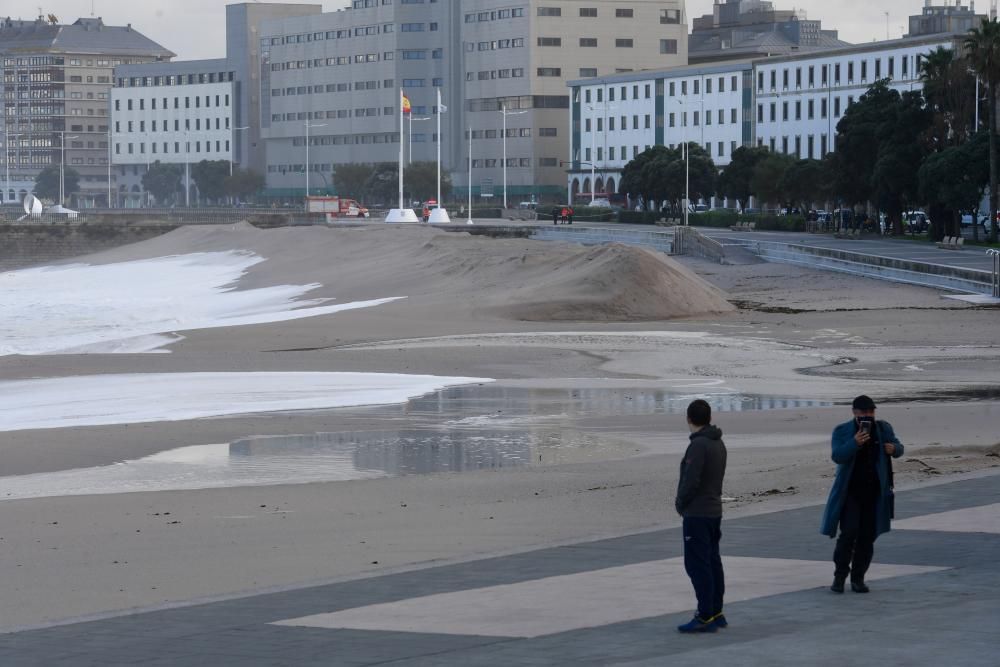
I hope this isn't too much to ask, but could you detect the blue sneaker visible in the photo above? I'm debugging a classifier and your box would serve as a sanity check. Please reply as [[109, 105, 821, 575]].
[[711, 613, 728, 629], [677, 616, 718, 633]]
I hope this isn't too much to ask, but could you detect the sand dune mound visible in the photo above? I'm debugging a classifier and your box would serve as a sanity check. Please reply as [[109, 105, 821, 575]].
[[74, 224, 734, 322]]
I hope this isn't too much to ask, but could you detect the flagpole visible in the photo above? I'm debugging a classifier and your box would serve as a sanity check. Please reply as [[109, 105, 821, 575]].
[[436, 88, 442, 210], [427, 89, 450, 223], [398, 88, 404, 211], [467, 126, 474, 225]]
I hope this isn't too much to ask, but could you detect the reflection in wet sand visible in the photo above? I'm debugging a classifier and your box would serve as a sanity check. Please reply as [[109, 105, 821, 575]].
[[1, 386, 830, 500]]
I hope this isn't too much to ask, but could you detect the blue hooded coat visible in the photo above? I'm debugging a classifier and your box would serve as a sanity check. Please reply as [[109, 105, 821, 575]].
[[820, 419, 904, 538]]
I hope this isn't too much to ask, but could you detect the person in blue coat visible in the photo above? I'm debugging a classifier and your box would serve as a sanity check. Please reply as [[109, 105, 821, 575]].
[[821, 395, 904, 593]]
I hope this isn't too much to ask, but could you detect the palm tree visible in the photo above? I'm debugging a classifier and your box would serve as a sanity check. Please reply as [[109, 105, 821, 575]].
[[965, 18, 1000, 243], [921, 47, 977, 146]]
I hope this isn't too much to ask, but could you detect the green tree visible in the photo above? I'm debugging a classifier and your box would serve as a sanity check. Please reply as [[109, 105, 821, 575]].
[[751, 153, 796, 208], [142, 161, 183, 204], [965, 17, 1000, 243], [366, 162, 399, 205], [778, 159, 826, 213], [620, 146, 670, 202], [190, 160, 231, 202], [830, 80, 930, 234], [718, 146, 770, 207], [224, 168, 265, 201], [405, 161, 452, 202], [919, 131, 990, 238], [333, 163, 375, 200], [33, 165, 79, 203], [620, 144, 715, 214], [871, 89, 932, 233], [920, 47, 977, 149]]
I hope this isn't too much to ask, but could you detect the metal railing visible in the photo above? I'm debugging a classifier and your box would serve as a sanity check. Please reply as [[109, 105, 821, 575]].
[[989, 249, 1000, 298]]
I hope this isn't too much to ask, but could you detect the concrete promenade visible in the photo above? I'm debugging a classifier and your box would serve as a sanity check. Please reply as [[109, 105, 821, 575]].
[[2, 472, 996, 666]]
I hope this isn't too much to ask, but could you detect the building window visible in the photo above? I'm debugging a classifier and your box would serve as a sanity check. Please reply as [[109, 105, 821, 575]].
[[615, 39, 634, 48], [616, 8, 634, 18], [660, 39, 677, 55]]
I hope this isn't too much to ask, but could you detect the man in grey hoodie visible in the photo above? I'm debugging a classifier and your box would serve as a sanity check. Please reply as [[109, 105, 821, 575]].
[[675, 399, 728, 633]]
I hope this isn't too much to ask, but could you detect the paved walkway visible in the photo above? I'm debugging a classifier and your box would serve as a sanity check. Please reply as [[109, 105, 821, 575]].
[[698, 227, 997, 274], [2, 473, 996, 666]]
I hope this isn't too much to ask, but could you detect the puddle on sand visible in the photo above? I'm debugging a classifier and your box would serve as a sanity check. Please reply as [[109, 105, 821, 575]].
[[2, 386, 831, 500], [0, 428, 605, 501]]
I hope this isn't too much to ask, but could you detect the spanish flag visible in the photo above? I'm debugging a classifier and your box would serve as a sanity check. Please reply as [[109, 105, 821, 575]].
[[402, 92, 412, 115]]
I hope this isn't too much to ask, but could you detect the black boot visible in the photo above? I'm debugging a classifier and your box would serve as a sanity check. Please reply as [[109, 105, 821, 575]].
[[831, 576, 846, 594]]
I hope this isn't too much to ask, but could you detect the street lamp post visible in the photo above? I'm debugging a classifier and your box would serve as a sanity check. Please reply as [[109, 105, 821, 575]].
[[4, 129, 21, 206], [674, 99, 703, 227], [107, 127, 113, 208], [304, 121, 327, 198], [585, 102, 616, 203], [498, 103, 528, 210], [60, 131, 79, 206]]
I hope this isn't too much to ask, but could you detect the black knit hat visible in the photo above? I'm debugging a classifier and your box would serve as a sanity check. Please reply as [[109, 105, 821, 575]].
[[852, 395, 877, 410]]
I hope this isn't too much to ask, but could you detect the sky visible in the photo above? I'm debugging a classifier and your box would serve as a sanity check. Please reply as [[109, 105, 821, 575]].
[[7, 1, 978, 61]]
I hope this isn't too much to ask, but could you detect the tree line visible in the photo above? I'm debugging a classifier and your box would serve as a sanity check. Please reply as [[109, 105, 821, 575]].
[[618, 19, 1000, 244]]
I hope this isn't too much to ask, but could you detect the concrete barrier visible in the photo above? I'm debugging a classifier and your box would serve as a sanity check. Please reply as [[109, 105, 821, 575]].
[[725, 238, 994, 295]]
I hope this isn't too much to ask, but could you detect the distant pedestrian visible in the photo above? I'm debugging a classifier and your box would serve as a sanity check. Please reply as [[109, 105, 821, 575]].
[[821, 395, 904, 594], [676, 399, 728, 633], [552, 206, 560, 225], [566, 207, 574, 224]]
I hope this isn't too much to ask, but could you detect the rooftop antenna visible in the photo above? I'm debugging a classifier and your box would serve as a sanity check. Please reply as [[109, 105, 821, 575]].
[[885, 11, 889, 40]]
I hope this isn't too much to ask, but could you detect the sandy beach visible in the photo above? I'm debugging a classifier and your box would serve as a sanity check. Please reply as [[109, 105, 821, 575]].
[[0, 224, 997, 631]]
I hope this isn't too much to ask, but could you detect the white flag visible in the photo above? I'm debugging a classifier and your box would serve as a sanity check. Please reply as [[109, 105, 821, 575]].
[[437, 88, 447, 113]]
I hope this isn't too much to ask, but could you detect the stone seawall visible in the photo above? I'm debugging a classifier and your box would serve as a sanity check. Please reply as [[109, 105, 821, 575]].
[[0, 224, 178, 271]]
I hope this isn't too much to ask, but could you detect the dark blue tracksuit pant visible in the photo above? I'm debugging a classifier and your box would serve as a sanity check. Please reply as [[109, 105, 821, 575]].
[[683, 516, 725, 619]]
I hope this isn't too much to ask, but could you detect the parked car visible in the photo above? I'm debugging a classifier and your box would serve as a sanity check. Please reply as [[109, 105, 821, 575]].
[[961, 212, 996, 232], [590, 198, 613, 209], [903, 210, 930, 234]]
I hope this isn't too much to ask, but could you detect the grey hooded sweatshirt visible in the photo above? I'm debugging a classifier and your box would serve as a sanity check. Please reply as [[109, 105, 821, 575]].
[[675, 425, 727, 518]]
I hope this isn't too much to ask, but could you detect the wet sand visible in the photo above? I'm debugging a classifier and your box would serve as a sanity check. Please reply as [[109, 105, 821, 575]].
[[1, 226, 998, 630]]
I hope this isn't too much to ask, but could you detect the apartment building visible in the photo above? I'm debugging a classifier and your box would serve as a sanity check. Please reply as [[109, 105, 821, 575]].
[[108, 3, 320, 205], [568, 33, 963, 200], [0, 16, 173, 206], [259, 0, 688, 202]]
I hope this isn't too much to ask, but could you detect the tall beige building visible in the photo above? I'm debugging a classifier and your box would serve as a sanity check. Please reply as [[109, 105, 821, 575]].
[[462, 0, 688, 202]]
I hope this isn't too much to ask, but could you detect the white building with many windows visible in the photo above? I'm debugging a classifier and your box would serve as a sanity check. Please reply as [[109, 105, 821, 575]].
[[111, 61, 235, 205], [754, 34, 959, 159], [569, 62, 753, 199], [568, 33, 963, 202]]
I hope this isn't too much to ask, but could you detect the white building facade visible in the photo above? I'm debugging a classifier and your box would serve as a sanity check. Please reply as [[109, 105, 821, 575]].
[[754, 34, 959, 159], [569, 33, 963, 201], [111, 61, 235, 205], [569, 62, 753, 199]]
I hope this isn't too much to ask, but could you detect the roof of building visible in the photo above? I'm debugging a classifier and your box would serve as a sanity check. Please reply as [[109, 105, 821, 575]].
[[0, 16, 175, 58], [690, 29, 850, 62], [116, 59, 231, 78], [568, 61, 755, 88], [754, 32, 964, 66]]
